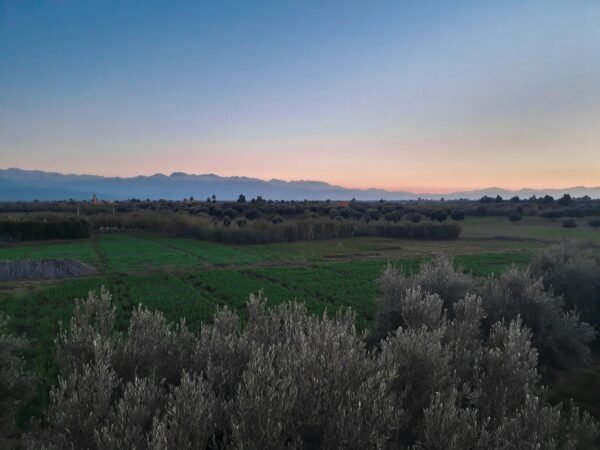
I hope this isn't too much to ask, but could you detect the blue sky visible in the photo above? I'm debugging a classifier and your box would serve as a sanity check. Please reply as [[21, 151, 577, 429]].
[[1, 1, 599, 192]]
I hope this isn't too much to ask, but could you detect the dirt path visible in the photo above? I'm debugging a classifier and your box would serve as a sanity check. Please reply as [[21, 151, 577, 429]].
[[90, 234, 109, 272]]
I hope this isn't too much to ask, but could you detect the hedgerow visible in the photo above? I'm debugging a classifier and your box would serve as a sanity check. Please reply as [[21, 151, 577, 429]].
[[0, 218, 92, 241], [90, 212, 461, 244], [20, 283, 598, 449]]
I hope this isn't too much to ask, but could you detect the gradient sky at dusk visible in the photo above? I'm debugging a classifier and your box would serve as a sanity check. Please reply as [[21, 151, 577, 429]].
[[1, 1, 599, 193]]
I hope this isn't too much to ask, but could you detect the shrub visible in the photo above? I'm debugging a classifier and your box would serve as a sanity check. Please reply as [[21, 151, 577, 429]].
[[245, 209, 261, 220], [372, 256, 474, 341], [0, 314, 35, 447], [541, 210, 565, 219], [588, 219, 600, 229], [542, 195, 555, 204], [27, 288, 598, 449], [96, 377, 165, 450], [384, 211, 404, 222], [55, 287, 116, 376], [149, 373, 216, 450], [450, 210, 465, 221], [414, 255, 474, 307], [530, 242, 600, 328], [479, 267, 595, 370], [563, 219, 578, 228], [406, 212, 421, 223], [0, 218, 92, 242], [475, 206, 487, 216], [430, 209, 448, 222], [223, 207, 237, 218], [373, 257, 594, 371], [208, 205, 223, 217], [559, 193, 573, 206], [361, 222, 461, 240], [566, 208, 585, 218], [366, 208, 381, 220], [508, 211, 522, 222]]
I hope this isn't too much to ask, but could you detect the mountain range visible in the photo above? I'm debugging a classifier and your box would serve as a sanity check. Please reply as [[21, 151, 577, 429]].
[[1, 168, 599, 201]]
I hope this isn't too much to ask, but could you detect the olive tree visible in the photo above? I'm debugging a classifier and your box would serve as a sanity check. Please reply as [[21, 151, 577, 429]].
[[26, 285, 598, 449]]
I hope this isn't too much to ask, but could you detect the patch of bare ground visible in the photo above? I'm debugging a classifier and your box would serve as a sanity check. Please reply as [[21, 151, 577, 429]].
[[0, 259, 96, 281]]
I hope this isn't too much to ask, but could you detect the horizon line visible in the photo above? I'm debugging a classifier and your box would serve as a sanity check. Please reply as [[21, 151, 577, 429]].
[[2, 166, 599, 196]]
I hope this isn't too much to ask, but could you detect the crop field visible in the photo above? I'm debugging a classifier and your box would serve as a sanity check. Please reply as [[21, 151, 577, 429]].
[[0, 239, 99, 264], [460, 216, 600, 241], [0, 216, 592, 339], [0, 217, 579, 359], [0, 217, 593, 336], [1, 215, 599, 424]]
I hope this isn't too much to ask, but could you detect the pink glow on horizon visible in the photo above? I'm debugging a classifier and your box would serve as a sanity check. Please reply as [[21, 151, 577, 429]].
[[2, 2, 599, 192], [6, 162, 599, 195], [5, 112, 600, 194]]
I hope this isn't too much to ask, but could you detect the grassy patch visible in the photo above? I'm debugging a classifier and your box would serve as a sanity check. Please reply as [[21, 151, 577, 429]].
[[0, 244, 593, 425], [460, 216, 600, 242], [97, 234, 203, 272], [455, 251, 533, 276], [0, 240, 98, 265], [531, 226, 600, 241], [150, 235, 264, 265], [248, 259, 421, 329]]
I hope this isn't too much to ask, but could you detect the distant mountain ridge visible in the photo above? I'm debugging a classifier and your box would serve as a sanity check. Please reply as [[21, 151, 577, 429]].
[[1, 168, 599, 201]]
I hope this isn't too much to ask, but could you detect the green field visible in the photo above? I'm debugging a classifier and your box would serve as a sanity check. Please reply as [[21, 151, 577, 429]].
[[460, 216, 600, 241], [0, 239, 99, 264], [1, 216, 593, 336], [1, 215, 599, 423], [0, 216, 580, 367]]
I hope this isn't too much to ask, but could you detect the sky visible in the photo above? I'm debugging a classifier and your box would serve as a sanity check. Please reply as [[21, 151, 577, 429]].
[[1, 1, 599, 193]]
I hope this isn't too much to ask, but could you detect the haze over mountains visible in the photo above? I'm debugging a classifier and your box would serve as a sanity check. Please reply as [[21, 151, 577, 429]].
[[1, 168, 599, 201]]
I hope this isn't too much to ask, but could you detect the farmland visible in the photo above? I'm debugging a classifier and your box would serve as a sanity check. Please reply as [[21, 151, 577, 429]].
[[1, 215, 595, 336], [1, 214, 599, 426]]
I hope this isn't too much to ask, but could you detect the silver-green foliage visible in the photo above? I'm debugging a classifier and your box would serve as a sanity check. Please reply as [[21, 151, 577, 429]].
[[480, 267, 595, 369], [0, 313, 35, 448], [375, 255, 595, 370], [530, 241, 600, 328], [25, 284, 598, 449]]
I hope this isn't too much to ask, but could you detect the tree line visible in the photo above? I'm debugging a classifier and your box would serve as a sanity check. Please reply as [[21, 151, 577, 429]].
[[0, 219, 92, 242]]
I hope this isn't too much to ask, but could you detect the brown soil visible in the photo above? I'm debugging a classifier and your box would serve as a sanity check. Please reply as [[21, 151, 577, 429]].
[[0, 259, 97, 281]]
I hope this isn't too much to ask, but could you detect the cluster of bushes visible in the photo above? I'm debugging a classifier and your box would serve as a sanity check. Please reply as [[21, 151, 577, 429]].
[[0, 219, 92, 242], [88, 211, 462, 244], [529, 242, 600, 333], [363, 222, 462, 240], [508, 211, 522, 222], [118, 201, 466, 226], [4, 196, 600, 234], [186, 219, 462, 244], [201, 219, 357, 244], [371, 254, 596, 371], [480, 193, 580, 206], [0, 314, 35, 448], [541, 209, 587, 219], [563, 220, 578, 228], [5, 283, 596, 449]]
